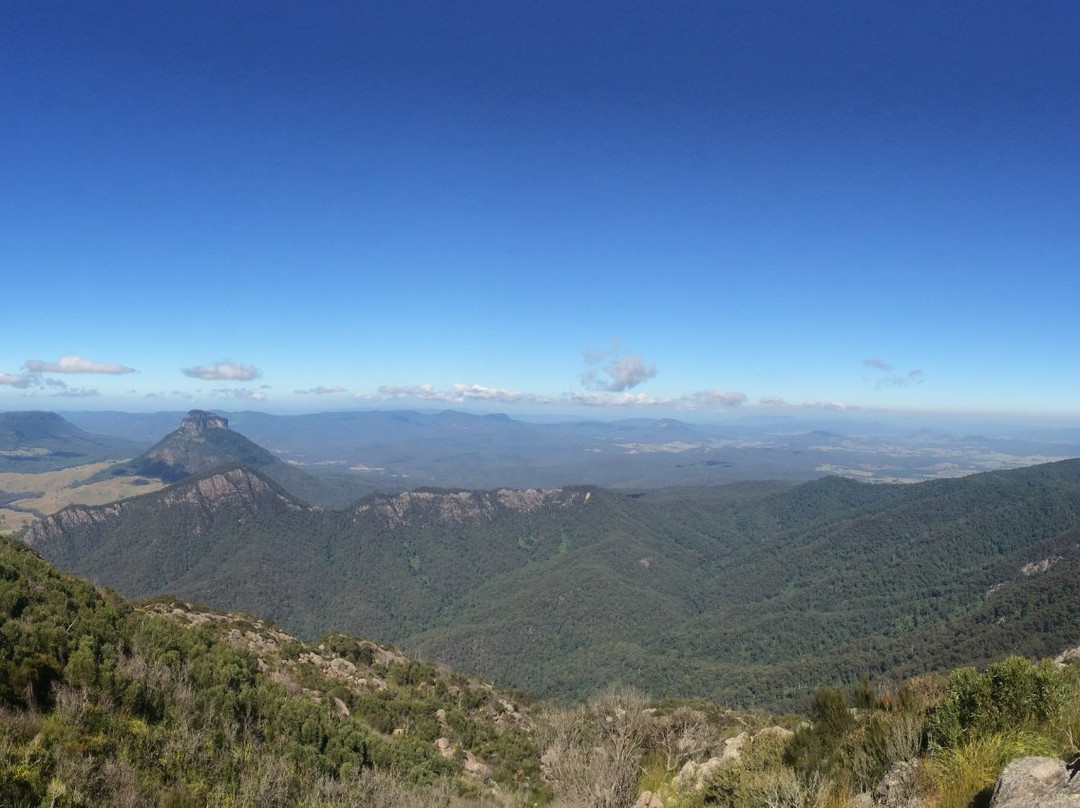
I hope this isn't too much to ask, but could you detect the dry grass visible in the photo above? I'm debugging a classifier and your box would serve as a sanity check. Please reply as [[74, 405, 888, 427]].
[[923, 731, 1061, 808], [0, 461, 118, 492], [10, 476, 164, 514], [0, 508, 38, 532], [0, 462, 163, 526]]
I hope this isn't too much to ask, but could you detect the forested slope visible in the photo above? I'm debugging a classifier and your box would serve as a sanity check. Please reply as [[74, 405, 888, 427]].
[[21, 459, 1080, 709]]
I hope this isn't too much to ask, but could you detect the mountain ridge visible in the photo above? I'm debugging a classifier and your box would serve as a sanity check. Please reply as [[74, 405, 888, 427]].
[[0, 410, 145, 471], [18, 457, 1080, 709]]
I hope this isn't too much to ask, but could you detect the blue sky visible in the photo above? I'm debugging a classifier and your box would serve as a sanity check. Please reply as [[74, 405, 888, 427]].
[[2, 2, 1078, 419]]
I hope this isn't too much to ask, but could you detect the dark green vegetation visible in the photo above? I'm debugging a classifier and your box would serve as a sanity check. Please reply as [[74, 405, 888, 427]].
[[22, 458, 1080, 710], [0, 536, 546, 807], [0, 412, 145, 472], [4, 534, 1080, 808]]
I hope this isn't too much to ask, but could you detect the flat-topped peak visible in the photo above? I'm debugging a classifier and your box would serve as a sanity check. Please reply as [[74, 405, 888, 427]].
[[179, 409, 229, 435]]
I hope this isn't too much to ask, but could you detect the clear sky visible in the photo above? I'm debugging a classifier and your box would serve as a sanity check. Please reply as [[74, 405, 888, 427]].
[[3, 2, 1078, 420]]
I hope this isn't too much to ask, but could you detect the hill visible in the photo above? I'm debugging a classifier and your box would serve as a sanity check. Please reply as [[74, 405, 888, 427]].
[[21, 459, 1080, 710], [4, 535, 1080, 808], [101, 409, 356, 507], [0, 411, 145, 472], [0, 534, 552, 806]]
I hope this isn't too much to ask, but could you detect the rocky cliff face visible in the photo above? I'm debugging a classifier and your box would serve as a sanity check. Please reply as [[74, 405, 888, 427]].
[[157, 465, 304, 512], [349, 486, 589, 527], [177, 409, 229, 437], [22, 501, 128, 548], [23, 466, 305, 552]]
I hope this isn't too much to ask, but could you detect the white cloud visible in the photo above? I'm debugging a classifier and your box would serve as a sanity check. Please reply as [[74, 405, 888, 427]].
[[582, 341, 658, 392], [759, 396, 786, 406], [356, 383, 553, 406], [25, 355, 135, 374], [682, 390, 747, 409], [295, 386, 347, 395], [360, 383, 444, 401], [450, 383, 523, 403], [182, 360, 261, 381], [52, 387, 99, 398], [803, 400, 857, 411], [567, 390, 671, 407], [0, 372, 33, 388], [604, 355, 658, 391], [212, 388, 267, 401]]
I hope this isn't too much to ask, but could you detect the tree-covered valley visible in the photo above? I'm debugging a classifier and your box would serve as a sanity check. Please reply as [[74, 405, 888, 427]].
[[8, 409, 1080, 806], [21, 455, 1080, 712], [4, 534, 1080, 808]]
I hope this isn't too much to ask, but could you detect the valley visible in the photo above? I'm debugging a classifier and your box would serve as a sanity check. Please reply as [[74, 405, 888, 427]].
[[8, 408, 1080, 712], [5, 407, 1080, 806], [0, 461, 164, 532]]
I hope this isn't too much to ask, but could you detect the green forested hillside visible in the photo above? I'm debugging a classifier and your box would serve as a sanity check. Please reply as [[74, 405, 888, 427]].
[[0, 536, 547, 807], [20, 460, 1080, 710], [5, 535, 1080, 808]]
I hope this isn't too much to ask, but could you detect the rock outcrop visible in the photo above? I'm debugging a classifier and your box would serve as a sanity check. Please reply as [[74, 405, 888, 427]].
[[349, 487, 585, 528], [177, 409, 229, 436], [989, 756, 1080, 808]]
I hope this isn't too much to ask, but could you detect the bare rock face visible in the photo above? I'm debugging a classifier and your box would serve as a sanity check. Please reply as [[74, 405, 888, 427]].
[[1055, 647, 1080, 665], [672, 731, 754, 792], [178, 409, 229, 436], [989, 757, 1080, 808], [351, 487, 584, 528]]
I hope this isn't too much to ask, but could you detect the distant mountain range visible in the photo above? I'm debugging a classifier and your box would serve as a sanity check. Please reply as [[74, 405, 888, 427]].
[[0, 411, 144, 472], [24, 453, 1080, 710], [55, 407, 1080, 491]]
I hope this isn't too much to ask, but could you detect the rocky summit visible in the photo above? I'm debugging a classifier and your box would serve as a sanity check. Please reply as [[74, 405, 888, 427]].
[[177, 409, 230, 436]]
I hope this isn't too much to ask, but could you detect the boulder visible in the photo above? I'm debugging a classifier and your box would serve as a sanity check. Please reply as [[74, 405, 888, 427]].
[[989, 756, 1080, 808]]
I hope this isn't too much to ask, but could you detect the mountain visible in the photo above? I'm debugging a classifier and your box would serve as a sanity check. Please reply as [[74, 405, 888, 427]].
[[101, 409, 354, 507], [0, 410, 145, 472], [22, 458, 1080, 710], [119, 409, 288, 482]]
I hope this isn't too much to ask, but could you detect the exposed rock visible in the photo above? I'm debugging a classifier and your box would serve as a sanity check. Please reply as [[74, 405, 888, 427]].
[[350, 487, 583, 528], [178, 409, 229, 436], [1055, 647, 1080, 666], [1020, 557, 1061, 577], [435, 737, 454, 760], [673, 731, 749, 791], [159, 466, 302, 511], [463, 751, 493, 781], [22, 502, 126, 547], [633, 791, 664, 808], [873, 760, 923, 808], [989, 756, 1080, 808]]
